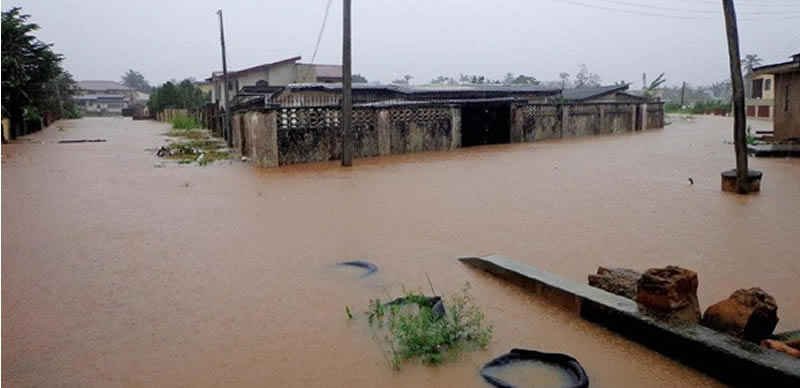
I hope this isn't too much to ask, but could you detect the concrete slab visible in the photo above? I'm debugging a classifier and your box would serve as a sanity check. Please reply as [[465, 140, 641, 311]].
[[748, 144, 800, 157], [459, 255, 800, 386]]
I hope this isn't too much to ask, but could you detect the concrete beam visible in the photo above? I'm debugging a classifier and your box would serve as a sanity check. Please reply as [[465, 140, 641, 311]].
[[459, 254, 800, 386]]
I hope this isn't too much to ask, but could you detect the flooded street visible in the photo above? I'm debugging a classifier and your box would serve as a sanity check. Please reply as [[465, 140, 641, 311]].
[[3, 116, 798, 387]]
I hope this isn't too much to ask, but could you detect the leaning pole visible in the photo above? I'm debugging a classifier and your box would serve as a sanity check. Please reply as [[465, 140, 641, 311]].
[[721, 0, 761, 193]]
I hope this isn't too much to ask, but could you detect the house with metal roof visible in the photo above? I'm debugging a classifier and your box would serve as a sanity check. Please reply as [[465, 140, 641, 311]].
[[560, 84, 647, 103], [208, 56, 343, 110], [753, 54, 800, 141], [75, 81, 136, 116]]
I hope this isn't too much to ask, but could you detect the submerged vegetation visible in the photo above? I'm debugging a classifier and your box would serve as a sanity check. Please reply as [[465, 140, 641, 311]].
[[170, 114, 202, 130], [359, 283, 492, 370], [160, 126, 230, 166]]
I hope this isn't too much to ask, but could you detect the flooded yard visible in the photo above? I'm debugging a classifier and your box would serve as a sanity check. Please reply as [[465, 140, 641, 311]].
[[3, 116, 798, 387]]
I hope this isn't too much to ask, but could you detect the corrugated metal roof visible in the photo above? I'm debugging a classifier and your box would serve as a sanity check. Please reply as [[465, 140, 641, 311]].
[[74, 94, 128, 101], [284, 83, 560, 95], [561, 85, 628, 101], [77, 81, 132, 91]]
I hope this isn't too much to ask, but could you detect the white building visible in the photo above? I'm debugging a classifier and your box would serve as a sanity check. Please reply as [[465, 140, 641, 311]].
[[208, 56, 342, 109], [75, 81, 136, 116]]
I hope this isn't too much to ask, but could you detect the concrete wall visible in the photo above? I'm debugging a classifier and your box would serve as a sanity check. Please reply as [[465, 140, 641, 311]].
[[233, 101, 663, 168], [512, 102, 656, 142], [774, 71, 800, 140]]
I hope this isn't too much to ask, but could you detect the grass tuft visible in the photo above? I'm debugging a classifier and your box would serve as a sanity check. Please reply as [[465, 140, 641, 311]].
[[170, 114, 201, 130], [364, 283, 492, 370]]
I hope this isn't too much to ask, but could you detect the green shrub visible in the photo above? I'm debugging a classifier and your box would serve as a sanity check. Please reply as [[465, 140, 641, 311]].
[[170, 114, 201, 130], [364, 283, 492, 369]]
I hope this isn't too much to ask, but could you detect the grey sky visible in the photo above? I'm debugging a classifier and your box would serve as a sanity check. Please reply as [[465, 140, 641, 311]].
[[7, 0, 800, 87]]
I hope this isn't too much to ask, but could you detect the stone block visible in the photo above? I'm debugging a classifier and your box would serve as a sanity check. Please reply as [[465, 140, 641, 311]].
[[588, 267, 642, 299], [636, 266, 700, 322], [701, 287, 779, 342]]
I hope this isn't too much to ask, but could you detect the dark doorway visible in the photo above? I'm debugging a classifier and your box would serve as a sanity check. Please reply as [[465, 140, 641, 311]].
[[461, 103, 511, 147]]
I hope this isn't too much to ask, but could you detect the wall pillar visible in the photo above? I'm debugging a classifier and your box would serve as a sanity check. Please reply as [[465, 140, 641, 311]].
[[599, 105, 606, 134], [640, 103, 648, 130], [631, 105, 638, 132], [377, 110, 391, 155], [249, 111, 278, 167], [450, 106, 462, 148], [560, 104, 569, 138], [509, 105, 523, 143]]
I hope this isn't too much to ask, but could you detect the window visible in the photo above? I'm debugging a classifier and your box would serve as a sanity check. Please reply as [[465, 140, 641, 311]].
[[786, 85, 792, 112], [752, 79, 763, 99], [764, 79, 771, 91]]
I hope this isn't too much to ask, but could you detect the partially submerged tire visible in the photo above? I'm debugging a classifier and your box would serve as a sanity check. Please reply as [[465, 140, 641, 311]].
[[385, 295, 446, 319], [337, 260, 378, 276], [480, 348, 589, 388]]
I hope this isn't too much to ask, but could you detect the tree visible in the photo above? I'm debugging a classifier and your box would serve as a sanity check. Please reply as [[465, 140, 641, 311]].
[[352, 73, 368, 83], [508, 74, 539, 85], [391, 74, 413, 85], [431, 75, 456, 85], [558, 72, 570, 89], [641, 72, 666, 98], [2, 7, 66, 139], [41, 71, 81, 118], [741, 54, 762, 98], [147, 78, 208, 112], [121, 69, 151, 93], [574, 64, 601, 88]]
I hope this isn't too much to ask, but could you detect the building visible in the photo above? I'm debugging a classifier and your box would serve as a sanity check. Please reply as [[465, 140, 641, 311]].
[[746, 73, 775, 120], [753, 54, 800, 140], [561, 84, 648, 103], [208, 56, 343, 109], [75, 81, 136, 116]]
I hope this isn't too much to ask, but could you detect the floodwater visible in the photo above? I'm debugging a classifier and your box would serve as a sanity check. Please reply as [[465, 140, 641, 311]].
[[3, 116, 798, 387]]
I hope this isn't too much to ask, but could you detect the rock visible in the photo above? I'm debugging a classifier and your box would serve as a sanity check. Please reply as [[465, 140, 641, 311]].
[[588, 267, 641, 299], [636, 266, 700, 322], [701, 287, 779, 342], [761, 339, 800, 358]]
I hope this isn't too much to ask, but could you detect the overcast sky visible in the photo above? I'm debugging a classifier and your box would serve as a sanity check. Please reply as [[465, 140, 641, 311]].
[[7, 0, 800, 87]]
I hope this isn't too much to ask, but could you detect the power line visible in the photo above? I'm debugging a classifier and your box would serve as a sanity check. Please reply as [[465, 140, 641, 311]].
[[582, 0, 800, 14], [303, 0, 334, 81], [546, 0, 800, 21]]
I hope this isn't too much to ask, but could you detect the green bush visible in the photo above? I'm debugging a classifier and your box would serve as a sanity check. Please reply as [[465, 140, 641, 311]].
[[170, 114, 201, 130], [364, 283, 492, 369]]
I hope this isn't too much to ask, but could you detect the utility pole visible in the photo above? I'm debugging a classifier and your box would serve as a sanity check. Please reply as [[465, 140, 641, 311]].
[[217, 9, 232, 147], [680, 81, 686, 107], [341, 0, 354, 167], [721, 0, 750, 194]]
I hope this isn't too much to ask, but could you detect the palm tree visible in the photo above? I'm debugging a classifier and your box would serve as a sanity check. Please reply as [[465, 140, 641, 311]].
[[741, 54, 762, 98]]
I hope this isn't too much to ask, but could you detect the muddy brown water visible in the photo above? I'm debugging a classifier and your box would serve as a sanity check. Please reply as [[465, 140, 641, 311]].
[[3, 116, 798, 387]]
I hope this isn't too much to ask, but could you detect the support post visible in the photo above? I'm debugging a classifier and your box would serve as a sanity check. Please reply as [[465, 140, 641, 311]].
[[680, 81, 686, 107], [341, 0, 354, 166], [721, 0, 754, 194], [217, 10, 232, 147]]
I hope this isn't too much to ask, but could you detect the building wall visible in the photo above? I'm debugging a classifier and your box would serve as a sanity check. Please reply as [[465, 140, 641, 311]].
[[232, 102, 662, 168], [774, 71, 800, 140], [268, 62, 297, 86]]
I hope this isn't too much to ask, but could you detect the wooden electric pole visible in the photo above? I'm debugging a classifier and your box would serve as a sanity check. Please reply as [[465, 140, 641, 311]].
[[341, 0, 354, 167], [217, 10, 232, 147], [721, 0, 750, 194], [680, 81, 686, 107]]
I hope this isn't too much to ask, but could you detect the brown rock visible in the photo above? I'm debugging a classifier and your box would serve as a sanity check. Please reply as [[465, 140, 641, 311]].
[[636, 266, 700, 322], [761, 339, 800, 358], [588, 267, 641, 299], [701, 287, 779, 342]]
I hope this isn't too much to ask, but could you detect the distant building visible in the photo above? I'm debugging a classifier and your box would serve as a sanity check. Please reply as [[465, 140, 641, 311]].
[[746, 73, 775, 120], [75, 81, 136, 116], [753, 54, 800, 140], [208, 56, 343, 109], [561, 84, 648, 103]]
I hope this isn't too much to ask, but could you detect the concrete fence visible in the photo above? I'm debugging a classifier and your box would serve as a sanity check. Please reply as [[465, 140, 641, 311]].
[[228, 101, 664, 168]]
